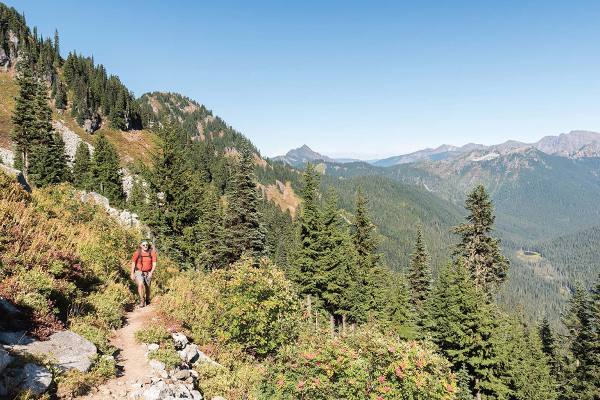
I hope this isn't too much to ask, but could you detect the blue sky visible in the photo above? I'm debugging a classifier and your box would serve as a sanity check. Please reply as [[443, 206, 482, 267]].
[[12, 0, 600, 159]]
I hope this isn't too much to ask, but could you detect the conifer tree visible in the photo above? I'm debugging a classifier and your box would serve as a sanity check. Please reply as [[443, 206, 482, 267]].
[[319, 187, 355, 326], [561, 282, 598, 399], [537, 315, 559, 377], [10, 65, 39, 171], [222, 145, 266, 265], [292, 162, 325, 297], [452, 184, 509, 292], [386, 273, 416, 339], [27, 132, 69, 187], [501, 309, 557, 400], [428, 260, 509, 400], [407, 223, 431, 320], [72, 141, 93, 191], [351, 186, 385, 322], [139, 125, 206, 265], [90, 132, 125, 206]]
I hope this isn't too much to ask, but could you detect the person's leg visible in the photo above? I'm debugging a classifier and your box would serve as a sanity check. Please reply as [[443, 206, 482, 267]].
[[144, 274, 152, 304], [135, 271, 146, 307], [145, 284, 151, 305], [137, 282, 145, 306]]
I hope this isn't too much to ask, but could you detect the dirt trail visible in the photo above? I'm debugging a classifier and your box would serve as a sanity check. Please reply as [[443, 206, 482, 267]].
[[76, 302, 157, 399]]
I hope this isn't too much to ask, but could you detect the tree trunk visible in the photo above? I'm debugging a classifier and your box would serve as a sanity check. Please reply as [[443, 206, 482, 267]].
[[475, 378, 481, 400], [342, 315, 346, 333], [329, 313, 335, 338], [307, 294, 312, 315]]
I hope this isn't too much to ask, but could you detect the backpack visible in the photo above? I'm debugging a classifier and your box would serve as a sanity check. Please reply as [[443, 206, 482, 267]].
[[135, 245, 153, 271]]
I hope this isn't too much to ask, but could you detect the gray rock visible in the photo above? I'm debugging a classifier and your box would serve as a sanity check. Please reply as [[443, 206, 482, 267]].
[[148, 343, 160, 351], [190, 390, 203, 399], [173, 369, 191, 380], [172, 333, 188, 348], [0, 47, 10, 72], [193, 350, 222, 367], [149, 359, 166, 372], [142, 381, 173, 400], [0, 164, 31, 192], [0, 345, 13, 374], [81, 192, 110, 209], [186, 348, 199, 364], [10, 330, 97, 372], [0, 331, 34, 347], [22, 364, 52, 396], [211, 397, 227, 400]]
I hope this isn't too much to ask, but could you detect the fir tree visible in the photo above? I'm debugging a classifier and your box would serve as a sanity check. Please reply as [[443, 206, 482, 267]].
[[501, 308, 557, 400], [292, 162, 325, 297], [72, 141, 93, 191], [407, 223, 432, 321], [222, 145, 266, 265], [452, 183, 509, 292], [561, 282, 598, 399], [10, 65, 39, 171], [319, 187, 355, 327], [537, 315, 559, 377], [90, 133, 125, 206], [428, 260, 509, 400], [351, 186, 385, 322], [28, 132, 69, 187]]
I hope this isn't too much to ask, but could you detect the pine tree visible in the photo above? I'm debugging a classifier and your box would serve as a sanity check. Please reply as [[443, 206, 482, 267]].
[[407, 223, 432, 321], [386, 273, 416, 340], [10, 65, 39, 171], [292, 161, 325, 297], [139, 125, 202, 265], [537, 315, 559, 377], [90, 132, 125, 206], [351, 186, 384, 322], [452, 184, 509, 292], [28, 132, 69, 187], [222, 145, 266, 265], [72, 141, 93, 191], [501, 308, 557, 400], [561, 282, 598, 399], [427, 260, 509, 400], [319, 186, 355, 327]]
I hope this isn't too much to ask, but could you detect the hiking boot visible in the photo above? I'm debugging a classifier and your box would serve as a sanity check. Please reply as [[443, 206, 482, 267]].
[[145, 298, 151, 305], [139, 299, 145, 308]]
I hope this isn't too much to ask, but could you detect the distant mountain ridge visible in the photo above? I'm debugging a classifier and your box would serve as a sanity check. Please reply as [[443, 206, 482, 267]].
[[373, 130, 600, 166], [276, 130, 600, 168], [272, 145, 336, 165]]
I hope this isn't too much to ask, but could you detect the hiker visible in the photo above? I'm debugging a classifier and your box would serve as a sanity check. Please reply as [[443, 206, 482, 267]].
[[130, 239, 157, 307]]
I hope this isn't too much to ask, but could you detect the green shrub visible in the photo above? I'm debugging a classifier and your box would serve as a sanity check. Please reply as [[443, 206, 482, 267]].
[[158, 257, 302, 357], [70, 322, 116, 355], [135, 326, 171, 344], [83, 282, 132, 329], [256, 327, 459, 400], [92, 356, 117, 378], [148, 348, 181, 369]]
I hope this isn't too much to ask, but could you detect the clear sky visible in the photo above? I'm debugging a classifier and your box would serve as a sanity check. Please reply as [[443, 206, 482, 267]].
[[11, 0, 600, 159]]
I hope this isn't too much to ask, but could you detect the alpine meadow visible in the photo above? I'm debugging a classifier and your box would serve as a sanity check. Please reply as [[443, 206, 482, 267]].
[[0, 2, 599, 400]]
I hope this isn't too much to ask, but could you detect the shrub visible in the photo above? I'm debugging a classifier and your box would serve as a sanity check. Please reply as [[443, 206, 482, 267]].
[[134, 326, 171, 345], [256, 326, 459, 400], [158, 257, 302, 357], [148, 347, 181, 370], [70, 322, 116, 355]]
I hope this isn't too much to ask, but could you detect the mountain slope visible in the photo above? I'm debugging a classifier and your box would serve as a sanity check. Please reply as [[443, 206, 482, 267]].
[[273, 144, 335, 166]]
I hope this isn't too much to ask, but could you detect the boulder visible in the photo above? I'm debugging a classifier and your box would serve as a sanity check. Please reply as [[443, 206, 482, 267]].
[[0, 164, 31, 192], [81, 191, 110, 209], [7, 330, 97, 372], [21, 364, 52, 396], [0, 345, 13, 374], [172, 333, 188, 348], [0, 47, 10, 72], [149, 359, 166, 372], [148, 343, 160, 351]]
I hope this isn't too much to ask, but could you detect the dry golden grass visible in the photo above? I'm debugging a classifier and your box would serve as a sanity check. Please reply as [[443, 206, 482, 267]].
[[0, 72, 17, 148]]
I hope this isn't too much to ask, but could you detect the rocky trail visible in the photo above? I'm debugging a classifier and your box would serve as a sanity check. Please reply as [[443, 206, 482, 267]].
[[76, 303, 159, 399]]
